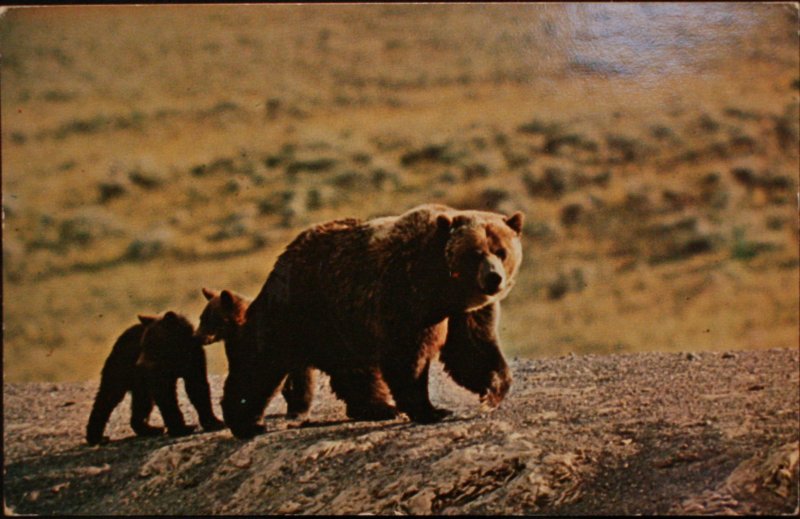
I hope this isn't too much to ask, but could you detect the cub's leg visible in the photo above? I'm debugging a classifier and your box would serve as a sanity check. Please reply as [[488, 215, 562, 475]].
[[86, 376, 129, 445], [86, 324, 144, 445], [147, 369, 196, 437], [281, 367, 317, 419], [130, 372, 164, 437]]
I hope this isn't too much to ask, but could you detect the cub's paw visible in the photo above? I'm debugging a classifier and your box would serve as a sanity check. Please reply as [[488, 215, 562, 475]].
[[86, 434, 110, 446], [167, 424, 197, 437], [133, 424, 166, 437]]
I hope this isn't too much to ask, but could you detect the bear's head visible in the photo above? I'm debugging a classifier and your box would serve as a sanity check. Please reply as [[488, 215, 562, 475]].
[[196, 288, 250, 346], [137, 311, 199, 366], [438, 209, 524, 312]]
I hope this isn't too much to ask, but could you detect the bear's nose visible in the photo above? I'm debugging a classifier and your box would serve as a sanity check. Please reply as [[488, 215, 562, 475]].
[[481, 271, 504, 295]]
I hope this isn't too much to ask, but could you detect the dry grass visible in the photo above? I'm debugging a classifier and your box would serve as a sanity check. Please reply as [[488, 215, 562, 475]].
[[2, 4, 798, 381]]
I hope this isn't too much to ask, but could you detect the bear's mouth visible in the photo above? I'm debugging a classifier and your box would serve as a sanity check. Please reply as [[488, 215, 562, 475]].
[[464, 293, 497, 312], [194, 331, 219, 346], [465, 280, 516, 312]]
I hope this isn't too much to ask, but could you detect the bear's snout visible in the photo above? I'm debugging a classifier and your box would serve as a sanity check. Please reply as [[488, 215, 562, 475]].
[[478, 258, 505, 295], [481, 271, 503, 295], [194, 329, 215, 346], [201, 335, 217, 346]]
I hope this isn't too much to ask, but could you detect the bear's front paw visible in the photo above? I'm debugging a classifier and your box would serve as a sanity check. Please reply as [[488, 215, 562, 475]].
[[201, 418, 225, 432], [480, 369, 511, 410], [133, 424, 166, 437], [167, 424, 197, 437]]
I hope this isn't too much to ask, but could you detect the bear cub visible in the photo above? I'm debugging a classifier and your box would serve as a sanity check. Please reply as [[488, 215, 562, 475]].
[[85, 311, 224, 445], [197, 288, 316, 422]]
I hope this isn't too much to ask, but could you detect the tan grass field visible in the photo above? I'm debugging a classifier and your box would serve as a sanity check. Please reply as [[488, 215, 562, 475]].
[[2, 4, 798, 382]]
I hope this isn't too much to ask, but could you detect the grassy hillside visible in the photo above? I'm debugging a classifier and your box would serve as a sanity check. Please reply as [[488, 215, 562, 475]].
[[2, 4, 798, 382]]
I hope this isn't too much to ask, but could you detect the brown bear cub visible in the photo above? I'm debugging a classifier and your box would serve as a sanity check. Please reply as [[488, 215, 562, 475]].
[[85, 311, 224, 445], [196, 288, 316, 423], [221, 204, 524, 439]]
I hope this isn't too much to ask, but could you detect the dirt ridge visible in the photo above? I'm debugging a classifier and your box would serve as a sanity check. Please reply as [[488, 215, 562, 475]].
[[3, 348, 798, 515]]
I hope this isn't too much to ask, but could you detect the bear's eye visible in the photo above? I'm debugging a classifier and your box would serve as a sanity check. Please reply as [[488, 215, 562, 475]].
[[496, 248, 507, 260]]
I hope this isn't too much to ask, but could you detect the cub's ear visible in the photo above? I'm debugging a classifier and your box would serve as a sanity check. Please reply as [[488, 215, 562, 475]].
[[505, 212, 524, 234], [138, 314, 158, 325], [220, 290, 235, 311], [163, 311, 179, 322], [202, 287, 218, 301]]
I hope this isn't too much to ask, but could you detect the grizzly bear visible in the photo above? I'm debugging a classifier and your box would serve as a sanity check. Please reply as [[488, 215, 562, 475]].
[[221, 204, 524, 438], [85, 311, 224, 445], [196, 287, 316, 419]]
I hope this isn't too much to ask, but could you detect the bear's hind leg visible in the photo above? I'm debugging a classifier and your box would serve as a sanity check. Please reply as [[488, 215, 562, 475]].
[[130, 375, 164, 437], [282, 367, 317, 419], [86, 377, 128, 445], [329, 367, 398, 421]]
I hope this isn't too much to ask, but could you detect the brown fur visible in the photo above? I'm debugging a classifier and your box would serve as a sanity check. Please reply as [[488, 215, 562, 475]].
[[221, 204, 524, 438], [85, 311, 223, 445], [197, 288, 316, 418]]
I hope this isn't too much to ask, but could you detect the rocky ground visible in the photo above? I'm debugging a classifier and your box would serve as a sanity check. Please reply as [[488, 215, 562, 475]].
[[3, 348, 798, 515]]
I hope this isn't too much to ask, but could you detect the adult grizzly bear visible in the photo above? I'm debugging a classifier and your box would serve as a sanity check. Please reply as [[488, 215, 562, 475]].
[[222, 204, 524, 438], [85, 311, 224, 445]]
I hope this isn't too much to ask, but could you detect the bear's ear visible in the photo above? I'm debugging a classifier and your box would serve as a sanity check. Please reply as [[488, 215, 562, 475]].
[[138, 314, 158, 325], [163, 311, 179, 322], [220, 290, 235, 311], [505, 212, 524, 235], [436, 214, 452, 233], [202, 287, 218, 301], [452, 215, 471, 229]]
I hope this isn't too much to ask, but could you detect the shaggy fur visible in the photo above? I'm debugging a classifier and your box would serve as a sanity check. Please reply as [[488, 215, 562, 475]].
[[221, 204, 524, 438], [85, 312, 223, 445]]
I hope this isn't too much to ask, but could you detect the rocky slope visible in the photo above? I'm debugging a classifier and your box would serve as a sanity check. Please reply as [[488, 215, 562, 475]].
[[4, 348, 798, 515]]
